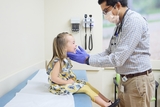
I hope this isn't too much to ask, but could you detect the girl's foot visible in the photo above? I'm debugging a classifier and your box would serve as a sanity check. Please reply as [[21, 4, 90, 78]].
[[108, 99, 120, 107]]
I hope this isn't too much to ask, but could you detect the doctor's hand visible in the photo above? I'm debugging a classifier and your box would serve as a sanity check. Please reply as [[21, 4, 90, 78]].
[[67, 46, 89, 64]]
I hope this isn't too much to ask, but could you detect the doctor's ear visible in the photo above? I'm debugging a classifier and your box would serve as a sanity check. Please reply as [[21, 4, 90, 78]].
[[115, 2, 121, 9]]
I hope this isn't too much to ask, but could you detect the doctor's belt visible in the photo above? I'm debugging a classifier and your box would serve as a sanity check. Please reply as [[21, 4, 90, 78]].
[[120, 69, 152, 78]]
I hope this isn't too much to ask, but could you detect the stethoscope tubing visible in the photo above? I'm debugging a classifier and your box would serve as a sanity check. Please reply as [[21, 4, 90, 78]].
[[110, 8, 129, 51]]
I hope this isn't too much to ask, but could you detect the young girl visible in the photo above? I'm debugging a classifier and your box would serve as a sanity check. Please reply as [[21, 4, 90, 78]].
[[46, 32, 119, 107]]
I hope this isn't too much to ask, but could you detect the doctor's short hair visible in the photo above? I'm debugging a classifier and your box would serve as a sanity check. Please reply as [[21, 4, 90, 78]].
[[98, 0, 128, 7]]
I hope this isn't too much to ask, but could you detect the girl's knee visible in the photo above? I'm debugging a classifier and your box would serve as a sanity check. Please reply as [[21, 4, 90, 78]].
[[82, 85, 90, 92], [78, 85, 90, 93]]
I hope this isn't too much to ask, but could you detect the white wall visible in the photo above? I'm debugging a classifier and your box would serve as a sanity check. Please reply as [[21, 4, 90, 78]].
[[44, 0, 103, 63], [0, 1, 160, 107], [0, 0, 45, 96]]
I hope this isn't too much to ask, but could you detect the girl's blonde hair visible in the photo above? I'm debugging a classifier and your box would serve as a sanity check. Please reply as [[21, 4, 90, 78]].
[[47, 32, 72, 71]]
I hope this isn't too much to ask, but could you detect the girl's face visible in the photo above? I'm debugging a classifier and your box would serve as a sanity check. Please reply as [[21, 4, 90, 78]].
[[66, 35, 77, 53]]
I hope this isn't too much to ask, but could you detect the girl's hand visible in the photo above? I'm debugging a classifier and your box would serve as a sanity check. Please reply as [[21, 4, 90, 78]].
[[67, 79, 75, 84]]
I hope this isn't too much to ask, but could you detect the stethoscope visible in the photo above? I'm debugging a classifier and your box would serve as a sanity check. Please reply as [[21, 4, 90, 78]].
[[110, 8, 129, 49], [115, 8, 129, 36]]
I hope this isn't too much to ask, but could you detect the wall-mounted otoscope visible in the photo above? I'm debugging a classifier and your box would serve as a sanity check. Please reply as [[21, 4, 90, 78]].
[[88, 15, 93, 51], [84, 14, 87, 50], [83, 14, 94, 51]]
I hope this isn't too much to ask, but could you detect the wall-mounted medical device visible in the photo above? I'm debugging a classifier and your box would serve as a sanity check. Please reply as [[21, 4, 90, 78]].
[[83, 14, 94, 51], [82, 14, 94, 28], [70, 18, 80, 32]]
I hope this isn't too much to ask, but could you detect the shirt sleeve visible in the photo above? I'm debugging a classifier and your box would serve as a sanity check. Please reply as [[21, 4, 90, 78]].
[[90, 48, 111, 59], [89, 17, 143, 67]]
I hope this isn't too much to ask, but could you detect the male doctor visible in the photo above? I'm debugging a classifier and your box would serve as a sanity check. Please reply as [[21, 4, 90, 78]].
[[67, 0, 155, 107]]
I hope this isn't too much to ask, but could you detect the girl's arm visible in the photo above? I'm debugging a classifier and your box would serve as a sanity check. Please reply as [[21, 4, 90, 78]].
[[50, 61, 74, 84]]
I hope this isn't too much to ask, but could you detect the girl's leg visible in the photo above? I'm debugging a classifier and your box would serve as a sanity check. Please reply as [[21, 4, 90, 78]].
[[77, 85, 111, 107], [86, 82, 111, 102], [95, 96, 111, 107]]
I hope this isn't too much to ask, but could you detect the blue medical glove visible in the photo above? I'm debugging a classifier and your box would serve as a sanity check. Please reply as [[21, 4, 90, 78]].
[[67, 46, 89, 64]]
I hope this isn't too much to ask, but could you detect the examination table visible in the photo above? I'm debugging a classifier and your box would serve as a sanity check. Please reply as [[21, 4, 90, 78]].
[[0, 69, 92, 107]]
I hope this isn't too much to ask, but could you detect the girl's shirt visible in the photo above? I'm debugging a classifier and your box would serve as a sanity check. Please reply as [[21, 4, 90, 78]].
[[46, 57, 86, 95]]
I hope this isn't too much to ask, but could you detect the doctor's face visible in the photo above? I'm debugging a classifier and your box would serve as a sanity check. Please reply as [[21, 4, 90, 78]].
[[100, 1, 118, 16], [101, 1, 112, 15]]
